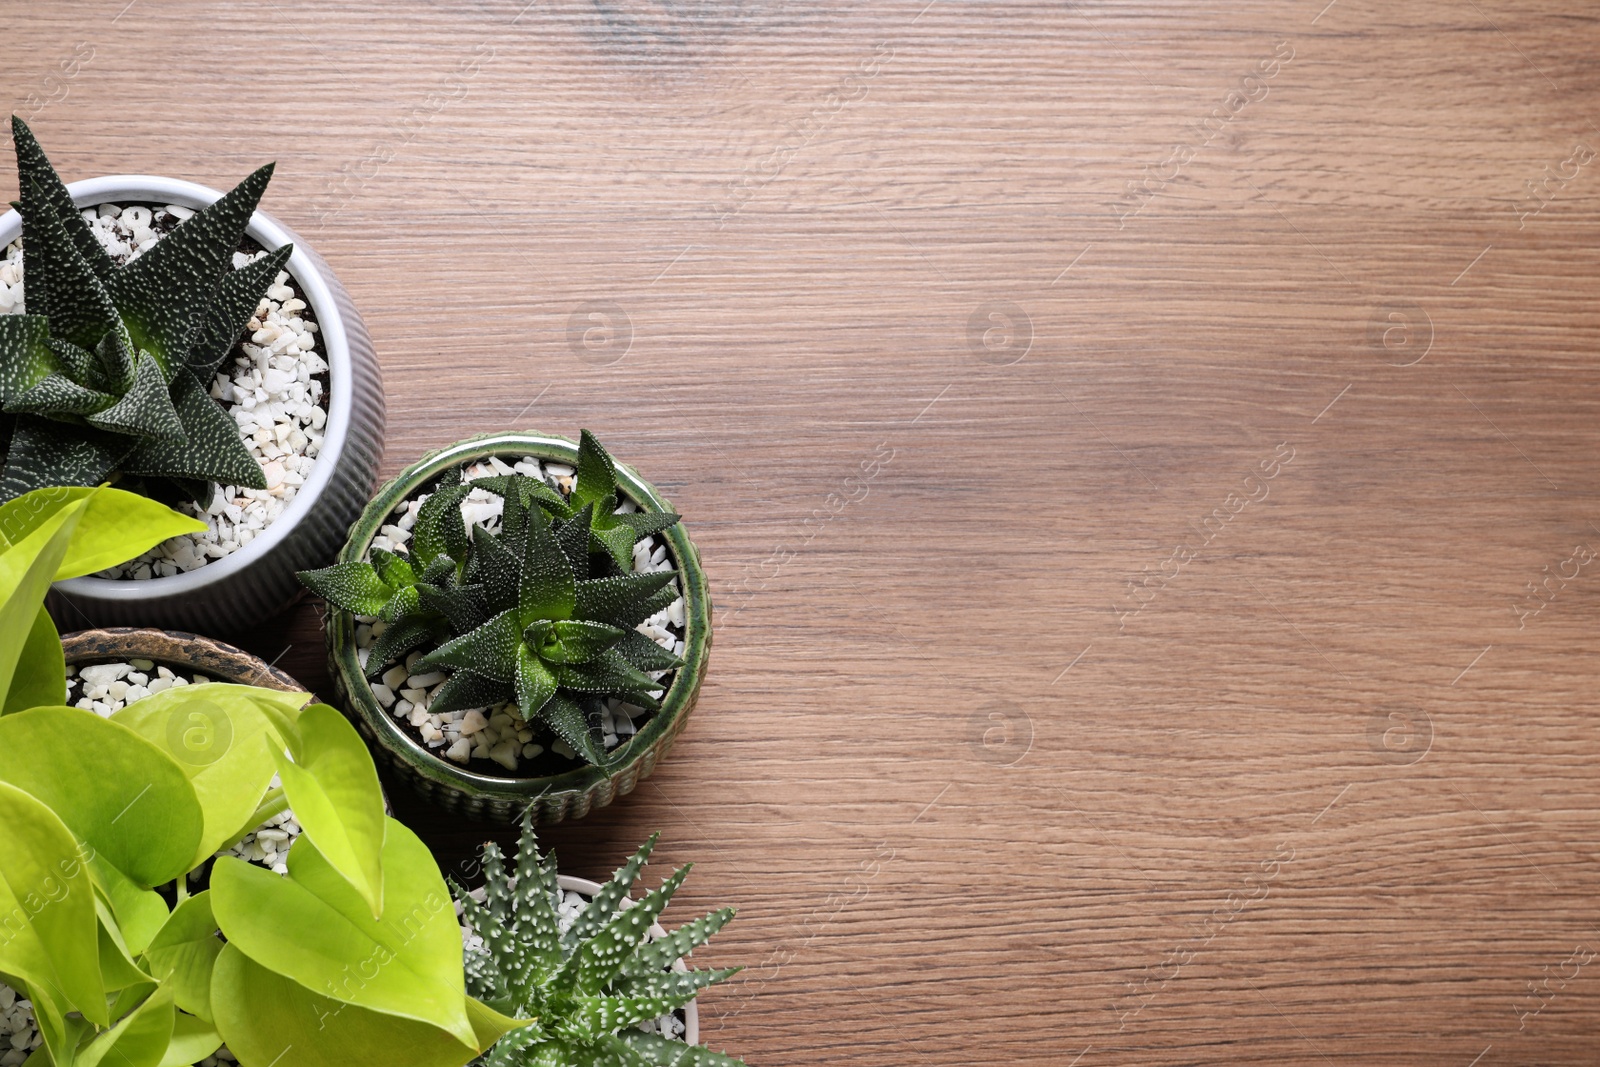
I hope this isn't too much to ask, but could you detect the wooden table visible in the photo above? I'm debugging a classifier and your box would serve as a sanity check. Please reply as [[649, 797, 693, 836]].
[[12, 1, 1600, 1062]]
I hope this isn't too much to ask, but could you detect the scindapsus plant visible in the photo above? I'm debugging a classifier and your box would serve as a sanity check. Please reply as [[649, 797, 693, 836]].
[[0, 486, 525, 1067]]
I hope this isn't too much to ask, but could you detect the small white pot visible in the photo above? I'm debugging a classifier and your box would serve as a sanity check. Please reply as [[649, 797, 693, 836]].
[[0, 174, 385, 633]]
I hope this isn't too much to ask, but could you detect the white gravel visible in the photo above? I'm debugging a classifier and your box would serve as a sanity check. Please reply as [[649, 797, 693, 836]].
[[459, 883, 687, 1043], [0, 202, 326, 579], [6, 660, 303, 1065], [358, 456, 687, 774]]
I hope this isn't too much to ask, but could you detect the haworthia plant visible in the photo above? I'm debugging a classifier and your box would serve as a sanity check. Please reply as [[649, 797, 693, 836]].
[[299, 431, 685, 768], [0, 485, 524, 1067], [0, 117, 286, 505], [456, 814, 745, 1067]]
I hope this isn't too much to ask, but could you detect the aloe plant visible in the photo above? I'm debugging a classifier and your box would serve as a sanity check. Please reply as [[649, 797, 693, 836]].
[[299, 431, 684, 767], [456, 816, 744, 1067], [0, 486, 525, 1067], [0, 117, 284, 505]]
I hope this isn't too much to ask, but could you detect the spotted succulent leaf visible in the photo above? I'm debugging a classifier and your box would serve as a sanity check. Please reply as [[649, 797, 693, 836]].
[[14, 184, 120, 351], [517, 516, 576, 626], [573, 570, 678, 625], [6, 372, 114, 417], [563, 834, 658, 950], [0, 415, 131, 499], [413, 478, 472, 568], [611, 630, 685, 674], [616, 1031, 746, 1067], [94, 326, 136, 394], [10, 116, 114, 278], [553, 505, 593, 580], [44, 338, 99, 386], [364, 616, 440, 681], [555, 866, 691, 997], [571, 429, 618, 513], [83, 350, 182, 440], [513, 645, 558, 721], [555, 651, 662, 703], [297, 561, 394, 616], [525, 620, 625, 666], [106, 163, 273, 365], [0, 314, 53, 404], [186, 242, 293, 378], [617, 908, 736, 980], [369, 546, 417, 589], [427, 669, 513, 716], [120, 367, 266, 489], [606, 969, 740, 1013], [467, 523, 521, 614], [538, 693, 606, 767], [415, 581, 488, 636], [419, 609, 522, 683]]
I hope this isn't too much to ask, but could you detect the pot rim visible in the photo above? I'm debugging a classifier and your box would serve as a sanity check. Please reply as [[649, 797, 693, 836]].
[[555, 875, 702, 1045], [329, 431, 711, 803], [60, 625, 307, 693], [0, 173, 355, 598]]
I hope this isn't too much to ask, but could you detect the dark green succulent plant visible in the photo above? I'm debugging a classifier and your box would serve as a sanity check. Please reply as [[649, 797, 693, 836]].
[[456, 815, 745, 1067], [0, 116, 285, 504], [299, 432, 685, 767]]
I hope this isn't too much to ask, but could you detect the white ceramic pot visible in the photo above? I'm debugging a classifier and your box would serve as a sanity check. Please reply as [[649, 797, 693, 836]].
[[0, 174, 385, 633]]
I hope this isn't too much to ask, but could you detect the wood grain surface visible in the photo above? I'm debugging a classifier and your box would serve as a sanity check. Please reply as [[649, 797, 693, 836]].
[[10, 1, 1600, 1062]]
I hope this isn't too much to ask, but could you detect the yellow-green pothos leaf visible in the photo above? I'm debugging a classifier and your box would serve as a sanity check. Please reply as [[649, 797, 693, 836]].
[[3, 606, 63, 715], [270, 704, 386, 918], [211, 944, 509, 1067], [0, 780, 106, 1030], [75, 984, 175, 1067], [142, 891, 223, 1023], [0, 707, 203, 888], [0, 495, 85, 711], [111, 683, 307, 867], [158, 1011, 223, 1067], [210, 818, 473, 1045]]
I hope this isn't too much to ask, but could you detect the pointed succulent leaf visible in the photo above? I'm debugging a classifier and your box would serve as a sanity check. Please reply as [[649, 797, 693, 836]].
[[616, 1031, 747, 1067], [5, 371, 115, 416], [0, 313, 54, 405], [15, 184, 121, 351], [419, 554, 458, 587], [556, 866, 691, 995], [418, 609, 521, 683], [513, 644, 559, 721], [528, 619, 627, 666], [554, 504, 593, 580], [608, 967, 741, 1017], [509, 814, 562, 972], [381, 582, 423, 622], [412, 480, 472, 567], [365, 615, 442, 679], [85, 350, 184, 440], [518, 511, 577, 625], [620, 907, 737, 979], [607, 510, 681, 540], [427, 669, 515, 716], [557, 650, 665, 701], [478, 840, 513, 924], [119, 367, 267, 490], [590, 522, 636, 573], [563, 833, 657, 949], [553, 991, 699, 1044], [571, 429, 619, 512], [297, 561, 393, 616], [107, 163, 275, 364], [611, 630, 685, 673], [369, 546, 416, 590], [536, 693, 607, 767], [94, 324, 136, 393], [416, 581, 488, 634], [44, 337, 98, 384], [0, 415, 132, 501], [472, 473, 567, 515], [573, 570, 678, 625], [11, 117, 116, 277], [467, 522, 521, 614], [615, 581, 683, 631], [186, 242, 292, 377]]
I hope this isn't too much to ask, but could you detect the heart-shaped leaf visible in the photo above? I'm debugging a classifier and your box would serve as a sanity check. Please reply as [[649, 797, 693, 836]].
[[111, 683, 307, 868], [211, 944, 518, 1067], [158, 1011, 223, 1067], [0, 706, 203, 888], [210, 819, 471, 1044], [0, 494, 85, 710], [3, 606, 63, 715], [270, 704, 386, 918], [0, 780, 104, 1028], [142, 891, 223, 1023]]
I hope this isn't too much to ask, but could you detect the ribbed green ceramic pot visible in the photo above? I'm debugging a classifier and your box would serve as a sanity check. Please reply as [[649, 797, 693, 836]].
[[326, 432, 711, 824]]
